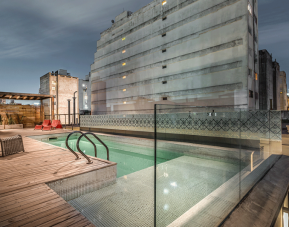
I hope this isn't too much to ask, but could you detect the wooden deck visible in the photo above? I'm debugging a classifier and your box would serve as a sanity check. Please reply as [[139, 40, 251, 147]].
[[0, 129, 116, 227]]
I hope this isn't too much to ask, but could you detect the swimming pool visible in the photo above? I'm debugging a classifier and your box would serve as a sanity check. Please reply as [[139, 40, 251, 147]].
[[31, 133, 181, 178], [30, 132, 252, 226]]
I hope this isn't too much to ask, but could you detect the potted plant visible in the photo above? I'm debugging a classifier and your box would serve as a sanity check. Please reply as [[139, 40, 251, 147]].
[[0, 114, 4, 130], [4, 113, 24, 129]]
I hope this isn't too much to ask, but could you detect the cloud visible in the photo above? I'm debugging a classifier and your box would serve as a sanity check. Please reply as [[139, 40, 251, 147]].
[[0, 0, 152, 59], [259, 22, 289, 45]]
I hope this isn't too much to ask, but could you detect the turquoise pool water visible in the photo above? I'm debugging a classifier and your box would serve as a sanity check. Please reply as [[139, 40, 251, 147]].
[[43, 135, 181, 178]]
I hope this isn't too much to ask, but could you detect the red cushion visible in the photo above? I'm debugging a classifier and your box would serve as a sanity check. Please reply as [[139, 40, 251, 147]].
[[43, 120, 51, 127], [34, 125, 42, 130], [42, 126, 52, 131]]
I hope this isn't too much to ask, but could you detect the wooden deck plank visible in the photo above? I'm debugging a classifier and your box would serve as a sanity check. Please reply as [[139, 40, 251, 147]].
[[3, 203, 73, 227], [36, 211, 81, 227], [0, 129, 116, 227], [0, 184, 46, 200], [0, 187, 55, 209], [0, 197, 64, 221], [67, 217, 92, 227]]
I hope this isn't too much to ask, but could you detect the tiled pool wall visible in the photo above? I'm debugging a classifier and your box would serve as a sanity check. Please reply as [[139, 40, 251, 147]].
[[47, 164, 117, 201]]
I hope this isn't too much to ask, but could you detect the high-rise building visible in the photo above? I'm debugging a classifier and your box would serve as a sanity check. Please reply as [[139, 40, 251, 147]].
[[79, 73, 91, 114], [259, 50, 287, 110], [90, 0, 259, 114], [280, 71, 288, 111], [39, 70, 79, 123]]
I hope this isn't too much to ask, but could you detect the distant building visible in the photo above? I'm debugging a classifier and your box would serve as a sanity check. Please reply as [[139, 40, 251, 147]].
[[259, 50, 287, 110], [79, 73, 91, 114], [39, 69, 79, 123], [90, 0, 259, 114], [280, 71, 288, 111], [0, 99, 6, 104]]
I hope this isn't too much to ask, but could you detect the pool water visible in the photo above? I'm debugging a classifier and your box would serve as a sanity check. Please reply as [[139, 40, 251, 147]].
[[45, 136, 181, 178], [33, 133, 251, 226]]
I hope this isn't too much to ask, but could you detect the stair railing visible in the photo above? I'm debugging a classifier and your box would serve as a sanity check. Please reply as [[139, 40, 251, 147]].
[[65, 131, 96, 164], [76, 132, 110, 161]]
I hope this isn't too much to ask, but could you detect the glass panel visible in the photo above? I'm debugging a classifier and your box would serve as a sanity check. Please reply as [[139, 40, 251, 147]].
[[154, 104, 282, 227]]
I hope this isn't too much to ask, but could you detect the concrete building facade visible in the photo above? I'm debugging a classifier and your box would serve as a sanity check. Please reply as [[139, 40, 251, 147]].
[[79, 73, 91, 114], [90, 0, 259, 114], [39, 69, 79, 123]]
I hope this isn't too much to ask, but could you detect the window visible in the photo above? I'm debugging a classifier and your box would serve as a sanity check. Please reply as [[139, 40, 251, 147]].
[[249, 90, 254, 98], [123, 89, 127, 92], [122, 76, 127, 79], [122, 50, 126, 53], [162, 65, 167, 69], [162, 16, 167, 21], [254, 15, 258, 24], [52, 87, 55, 91], [162, 33, 166, 37], [248, 2, 253, 15], [122, 63, 126, 66], [122, 37, 126, 41], [162, 81, 167, 84], [255, 73, 258, 81], [255, 92, 258, 99], [162, 0, 167, 5], [248, 26, 252, 35], [163, 97, 168, 100], [248, 68, 252, 76], [52, 81, 56, 85], [162, 49, 167, 53]]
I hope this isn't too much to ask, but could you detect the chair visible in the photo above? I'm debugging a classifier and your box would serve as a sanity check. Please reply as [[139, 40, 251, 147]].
[[0, 135, 25, 157], [42, 120, 63, 131], [34, 120, 51, 130]]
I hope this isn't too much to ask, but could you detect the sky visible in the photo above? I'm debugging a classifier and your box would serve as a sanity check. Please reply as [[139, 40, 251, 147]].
[[0, 0, 288, 100]]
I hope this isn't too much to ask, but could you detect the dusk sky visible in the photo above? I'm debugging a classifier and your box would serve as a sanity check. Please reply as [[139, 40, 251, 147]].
[[0, 0, 288, 100]]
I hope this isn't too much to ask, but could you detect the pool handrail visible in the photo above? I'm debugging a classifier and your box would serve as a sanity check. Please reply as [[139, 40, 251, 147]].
[[65, 131, 95, 164], [77, 132, 110, 161]]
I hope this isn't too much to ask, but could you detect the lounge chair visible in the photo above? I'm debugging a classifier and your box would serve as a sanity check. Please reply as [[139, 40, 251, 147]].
[[42, 120, 63, 131], [34, 120, 51, 130]]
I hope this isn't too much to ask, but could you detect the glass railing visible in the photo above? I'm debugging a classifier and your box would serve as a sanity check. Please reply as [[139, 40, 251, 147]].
[[154, 104, 282, 226]]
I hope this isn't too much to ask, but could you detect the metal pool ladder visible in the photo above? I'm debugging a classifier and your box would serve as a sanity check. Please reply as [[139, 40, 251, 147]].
[[65, 131, 110, 164]]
